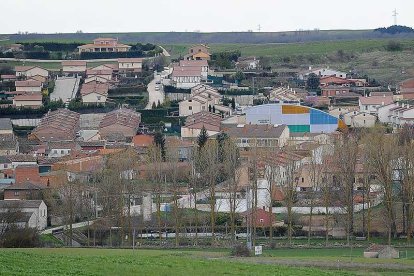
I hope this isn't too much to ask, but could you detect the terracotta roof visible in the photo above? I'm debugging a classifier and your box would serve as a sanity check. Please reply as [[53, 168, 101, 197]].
[[222, 124, 288, 139], [31, 109, 80, 142], [15, 80, 42, 87], [28, 75, 47, 83], [78, 43, 131, 49], [99, 108, 141, 131], [185, 111, 222, 128], [14, 93, 42, 101], [1, 74, 16, 80], [6, 154, 37, 162], [179, 60, 208, 67], [118, 58, 143, 63], [80, 83, 109, 96], [359, 96, 393, 105], [86, 69, 113, 75], [0, 200, 44, 208], [132, 135, 154, 147], [62, 60, 87, 66], [172, 67, 202, 77], [15, 66, 46, 72]]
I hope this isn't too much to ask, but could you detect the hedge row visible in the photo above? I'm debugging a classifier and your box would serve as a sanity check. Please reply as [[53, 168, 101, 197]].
[[163, 85, 191, 94]]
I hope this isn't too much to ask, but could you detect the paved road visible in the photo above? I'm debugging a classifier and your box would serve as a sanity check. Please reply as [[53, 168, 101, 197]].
[[145, 74, 165, 109], [51, 76, 80, 102]]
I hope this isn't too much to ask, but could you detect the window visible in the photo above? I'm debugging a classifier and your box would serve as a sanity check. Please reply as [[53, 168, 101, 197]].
[[302, 177, 304, 183], [14, 191, 19, 196], [189, 106, 192, 110], [97, 96, 101, 101]]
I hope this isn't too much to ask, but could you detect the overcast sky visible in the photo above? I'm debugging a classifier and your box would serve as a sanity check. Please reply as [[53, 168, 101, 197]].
[[1, 0, 413, 34]]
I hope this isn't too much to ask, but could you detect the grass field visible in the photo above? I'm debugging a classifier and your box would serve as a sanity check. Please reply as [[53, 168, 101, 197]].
[[0, 248, 355, 276], [163, 39, 414, 58]]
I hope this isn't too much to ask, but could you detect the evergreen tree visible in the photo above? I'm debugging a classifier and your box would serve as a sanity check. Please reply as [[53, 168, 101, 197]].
[[197, 126, 209, 148], [152, 102, 157, 109], [212, 106, 216, 113], [231, 98, 236, 110], [154, 131, 166, 161]]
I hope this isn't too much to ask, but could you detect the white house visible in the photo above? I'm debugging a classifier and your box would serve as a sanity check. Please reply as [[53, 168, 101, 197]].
[[172, 67, 202, 89], [118, 58, 143, 73], [46, 141, 79, 158], [84, 75, 110, 84], [359, 95, 394, 114], [15, 80, 42, 93], [80, 83, 109, 104], [86, 69, 113, 81], [181, 111, 222, 138], [13, 93, 43, 108], [178, 84, 226, 116], [377, 103, 398, 124], [179, 60, 209, 78], [0, 200, 47, 230], [387, 103, 414, 127], [15, 66, 48, 78], [62, 60, 87, 75], [308, 68, 347, 79], [347, 112, 376, 128], [343, 111, 376, 127]]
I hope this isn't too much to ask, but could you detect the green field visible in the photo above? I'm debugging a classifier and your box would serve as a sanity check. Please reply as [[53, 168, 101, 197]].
[[2, 247, 414, 275], [163, 39, 414, 58], [0, 248, 352, 276]]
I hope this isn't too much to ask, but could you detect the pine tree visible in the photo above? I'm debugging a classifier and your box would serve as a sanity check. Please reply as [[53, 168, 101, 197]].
[[231, 98, 236, 109], [154, 131, 166, 161], [197, 126, 209, 148]]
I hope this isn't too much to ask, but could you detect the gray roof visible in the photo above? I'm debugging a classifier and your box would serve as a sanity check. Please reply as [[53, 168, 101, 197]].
[[0, 200, 44, 209], [0, 134, 17, 150], [0, 118, 12, 131], [4, 182, 44, 191], [222, 124, 288, 139]]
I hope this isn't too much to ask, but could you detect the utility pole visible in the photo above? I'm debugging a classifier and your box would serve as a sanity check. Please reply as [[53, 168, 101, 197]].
[[257, 25, 261, 32], [393, 9, 398, 26], [246, 185, 252, 250]]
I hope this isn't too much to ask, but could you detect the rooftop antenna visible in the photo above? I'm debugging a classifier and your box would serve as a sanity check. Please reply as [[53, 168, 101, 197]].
[[392, 9, 398, 26]]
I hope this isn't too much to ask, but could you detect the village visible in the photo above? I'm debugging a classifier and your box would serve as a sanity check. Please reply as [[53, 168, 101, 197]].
[[1, 37, 414, 261]]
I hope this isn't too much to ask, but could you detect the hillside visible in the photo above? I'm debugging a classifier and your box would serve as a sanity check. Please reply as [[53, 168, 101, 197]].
[[2, 29, 414, 44]]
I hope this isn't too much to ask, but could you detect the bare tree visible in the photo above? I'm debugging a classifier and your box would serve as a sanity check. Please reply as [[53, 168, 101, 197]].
[[333, 134, 359, 246], [147, 144, 166, 246], [195, 140, 220, 243], [222, 138, 241, 243], [365, 129, 398, 245]]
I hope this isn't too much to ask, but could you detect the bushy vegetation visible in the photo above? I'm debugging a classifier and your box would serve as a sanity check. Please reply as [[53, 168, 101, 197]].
[[20, 42, 82, 52], [231, 244, 251, 257], [210, 51, 241, 69], [375, 25, 414, 34]]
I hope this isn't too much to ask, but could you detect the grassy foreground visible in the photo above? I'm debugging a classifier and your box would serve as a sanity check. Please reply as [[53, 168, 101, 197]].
[[0, 248, 351, 276]]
